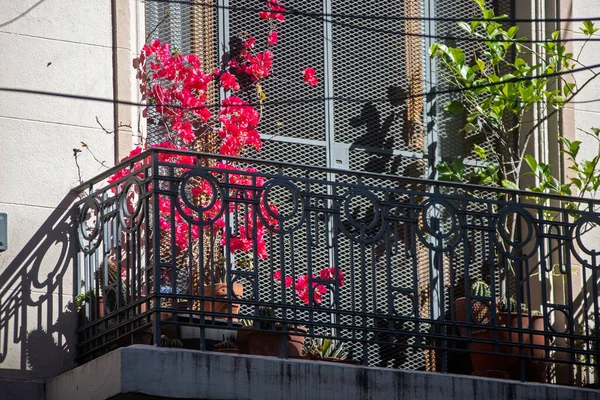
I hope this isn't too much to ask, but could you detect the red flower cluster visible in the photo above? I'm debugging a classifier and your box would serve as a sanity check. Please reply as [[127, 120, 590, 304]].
[[220, 72, 240, 91], [259, 0, 285, 22], [139, 40, 212, 144], [267, 31, 278, 45], [158, 196, 200, 251], [303, 67, 318, 86], [108, 0, 320, 269], [237, 51, 274, 82], [273, 267, 345, 305], [218, 96, 261, 156]]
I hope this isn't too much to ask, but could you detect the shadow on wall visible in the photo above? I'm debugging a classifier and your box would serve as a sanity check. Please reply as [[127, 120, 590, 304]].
[[0, 193, 78, 380]]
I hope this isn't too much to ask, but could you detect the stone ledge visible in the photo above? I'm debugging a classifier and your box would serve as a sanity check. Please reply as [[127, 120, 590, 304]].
[[46, 345, 600, 400]]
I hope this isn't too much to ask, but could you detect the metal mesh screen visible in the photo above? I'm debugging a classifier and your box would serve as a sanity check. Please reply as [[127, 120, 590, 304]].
[[331, 0, 426, 176]]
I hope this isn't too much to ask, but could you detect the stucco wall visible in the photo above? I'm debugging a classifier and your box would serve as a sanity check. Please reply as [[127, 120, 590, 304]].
[[0, 0, 115, 381]]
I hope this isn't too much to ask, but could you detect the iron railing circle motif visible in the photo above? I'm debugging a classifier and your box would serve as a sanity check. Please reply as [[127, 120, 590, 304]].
[[338, 189, 385, 244], [78, 196, 103, 255], [571, 215, 600, 269], [546, 307, 570, 334], [176, 168, 225, 226], [495, 207, 539, 260], [118, 176, 145, 233], [103, 285, 119, 314], [259, 178, 306, 234], [416, 198, 462, 251]]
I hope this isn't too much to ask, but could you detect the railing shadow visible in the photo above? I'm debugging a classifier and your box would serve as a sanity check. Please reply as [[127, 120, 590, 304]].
[[0, 193, 78, 380]]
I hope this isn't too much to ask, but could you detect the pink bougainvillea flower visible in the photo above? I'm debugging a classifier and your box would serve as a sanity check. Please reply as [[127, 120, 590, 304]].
[[303, 67, 318, 86], [243, 37, 256, 49], [259, 0, 285, 22], [273, 270, 293, 288], [295, 274, 328, 305], [319, 267, 345, 287], [220, 72, 240, 91], [267, 31, 278, 45], [172, 120, 195, 143]]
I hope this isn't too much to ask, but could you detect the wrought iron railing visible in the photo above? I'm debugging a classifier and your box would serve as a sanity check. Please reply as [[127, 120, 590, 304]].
[[75, 148, 599, 385]]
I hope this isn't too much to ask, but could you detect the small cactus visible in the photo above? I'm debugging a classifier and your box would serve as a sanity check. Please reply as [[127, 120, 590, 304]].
[[471, 281, 491, 297], [214, 339, 237, 351], [498, 298, 519, 312]]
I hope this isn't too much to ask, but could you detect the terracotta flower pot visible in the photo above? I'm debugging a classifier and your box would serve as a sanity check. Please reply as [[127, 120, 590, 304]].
[[287, 326, 307, 357], [202, 283, 244, 315], [497, 313, 548, 382], [470, 313, 549, 382], [247, 331, 286, 357], [245, 326, 307, 358]]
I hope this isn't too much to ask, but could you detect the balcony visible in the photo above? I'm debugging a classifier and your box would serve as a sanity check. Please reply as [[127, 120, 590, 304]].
[[74, 147, 599, 387]]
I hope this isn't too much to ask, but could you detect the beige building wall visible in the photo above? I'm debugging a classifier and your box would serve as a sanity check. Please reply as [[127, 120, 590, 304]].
[[571, 0, 600, 163], [0, 0, 142, 381]]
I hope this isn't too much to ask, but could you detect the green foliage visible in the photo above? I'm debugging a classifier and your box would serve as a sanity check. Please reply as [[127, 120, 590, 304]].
[[436, 144, 499, 185], [523, 128, 600, 218], [75, 290, 95, 308], [302, 338, 348, 360], [431, 0, 598, 192]]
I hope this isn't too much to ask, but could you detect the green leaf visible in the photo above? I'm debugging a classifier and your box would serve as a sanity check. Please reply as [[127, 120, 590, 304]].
[[581, 20, 599, 36], [464, 122, 478, 133], [428, 43, 439, 57], [473, 144, 486, 160], [452, 158, 466, 174], [475, 58, 486, 73], [448, 47, 465, 64], [473, 0, 485, 9], [458, 21, 472, 33], [502, 180, 519, 190], [523, 154, 538, 173], [445, 100, 465, 115], [507, 26, 519, 39], [563, 82, 577, 97]]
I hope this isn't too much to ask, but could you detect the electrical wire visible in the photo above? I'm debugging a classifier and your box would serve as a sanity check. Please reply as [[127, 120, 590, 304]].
[[145, 0, 600, 24], [1, 62, 599, 109]]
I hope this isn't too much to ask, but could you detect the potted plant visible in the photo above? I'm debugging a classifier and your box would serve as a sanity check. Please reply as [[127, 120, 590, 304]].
[[199, 255, 244, 316], [75, 289, 99, 326], [299, 337, 360, 365], [495, 299, 548, 382], [456, 281, 549, 381], [214, 339, 242, 354], [242, 307, 306, 358], [454, 281, 493, 336]]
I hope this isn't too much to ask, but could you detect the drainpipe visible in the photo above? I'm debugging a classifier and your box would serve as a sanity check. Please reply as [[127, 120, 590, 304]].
[[111, 0, 120, 164]]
